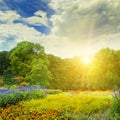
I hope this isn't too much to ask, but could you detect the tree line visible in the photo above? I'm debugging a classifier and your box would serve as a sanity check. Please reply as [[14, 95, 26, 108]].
[[0, 41, 120, 90]]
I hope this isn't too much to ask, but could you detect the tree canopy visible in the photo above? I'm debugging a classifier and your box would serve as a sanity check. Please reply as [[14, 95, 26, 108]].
[[87, 48, 120, 90], [1, 41, 120, 90], [4, 41, 51, 86]]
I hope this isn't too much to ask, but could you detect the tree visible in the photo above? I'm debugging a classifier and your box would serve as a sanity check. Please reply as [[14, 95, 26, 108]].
[[0, 51, 10, 76], [25, 58, 51, 86], [48, 54, 64, 89], [4, 41, 51, 86], [87, 48, 120, 90], [63, 57, 86, 90], [48, 55, 84, 90]]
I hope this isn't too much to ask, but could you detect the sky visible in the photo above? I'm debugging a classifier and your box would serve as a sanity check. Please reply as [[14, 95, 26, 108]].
[[0, 0, 120, 58]]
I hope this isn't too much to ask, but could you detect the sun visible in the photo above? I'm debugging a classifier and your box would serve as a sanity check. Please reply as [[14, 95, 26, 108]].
[[83, 56, 91, 63]]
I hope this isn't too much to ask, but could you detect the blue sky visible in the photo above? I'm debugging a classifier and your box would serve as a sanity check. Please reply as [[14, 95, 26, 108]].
[[0, 0, 120, 58]]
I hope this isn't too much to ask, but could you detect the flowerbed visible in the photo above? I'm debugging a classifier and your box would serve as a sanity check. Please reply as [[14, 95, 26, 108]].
[[0, 89, 114, 120], [0, 85, 46, 107], [0, 91, 113, 120]]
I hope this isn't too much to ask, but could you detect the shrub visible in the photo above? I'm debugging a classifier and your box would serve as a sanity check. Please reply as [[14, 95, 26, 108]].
[[60, 110, 110, 120], [0, 86, 46, 107], [23, 93, 112, 114], [47, 89, 62, 94], [111, 88, 120, 119], [0, 78, 4, 86]]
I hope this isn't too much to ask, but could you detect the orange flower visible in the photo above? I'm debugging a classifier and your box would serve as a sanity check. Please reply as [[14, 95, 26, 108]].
[[0, 79, 3, 83]]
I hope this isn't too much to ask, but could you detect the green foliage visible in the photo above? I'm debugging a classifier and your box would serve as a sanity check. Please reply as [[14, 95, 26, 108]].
[[87, 48, 120, 90], [48, 54, 65, 89], [60, 110, 110, 120], [1, 44, 120, 90], [48, 55, 84, 90], [3, 73, 18, 85], [48, 49, 120, 90], [25, 58, 51, 86], [47, 89, 63, 94], [23, 92, 112, 113], [0, 51, 10, 76], [111, 89, 120, 119], [4, 41, 51, 87], [0, 90, 46, 107]]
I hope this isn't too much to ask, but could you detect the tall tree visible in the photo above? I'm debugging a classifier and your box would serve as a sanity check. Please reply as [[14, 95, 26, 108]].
[[48, 55, 84, 90], [4, 41, 51, 86], [87, 48, 120, 90], [48, 54, 64, 89]]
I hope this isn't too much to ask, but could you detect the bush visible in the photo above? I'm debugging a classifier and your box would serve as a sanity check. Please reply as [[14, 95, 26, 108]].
[[47, 89, 62, 94], [111, 89, 120, 119], [60, 110, 110, 120], [0, 86, 46, 107], [23, 93, 112, 113]]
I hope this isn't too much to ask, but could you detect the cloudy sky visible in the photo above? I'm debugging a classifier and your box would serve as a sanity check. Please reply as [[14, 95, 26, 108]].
[[0, 0, 120, 58]]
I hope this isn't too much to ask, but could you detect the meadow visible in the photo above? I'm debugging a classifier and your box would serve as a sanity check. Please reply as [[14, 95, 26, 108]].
[[0, 87, 115, 120], [0, 43, 120, 119]]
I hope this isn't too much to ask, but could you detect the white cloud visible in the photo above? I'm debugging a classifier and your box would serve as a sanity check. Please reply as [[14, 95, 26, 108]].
[[44, 0, 100, 57], [41, 0, 120, 57], [0, 23, 45, 50], [0, 10, 20, 24], [49, 0, 102, 41], [0, 10, 49, 26], [34, 10, 47, 17], [49, 0, 98, 11], [23, 10, 48, 26], [0, 10, 47, 51], [0, 39, 4, 44], [0, 0, 120, 58]]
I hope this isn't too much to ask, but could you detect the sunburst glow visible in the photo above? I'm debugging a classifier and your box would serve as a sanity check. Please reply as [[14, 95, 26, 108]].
[[83, 56, 91, 63]]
